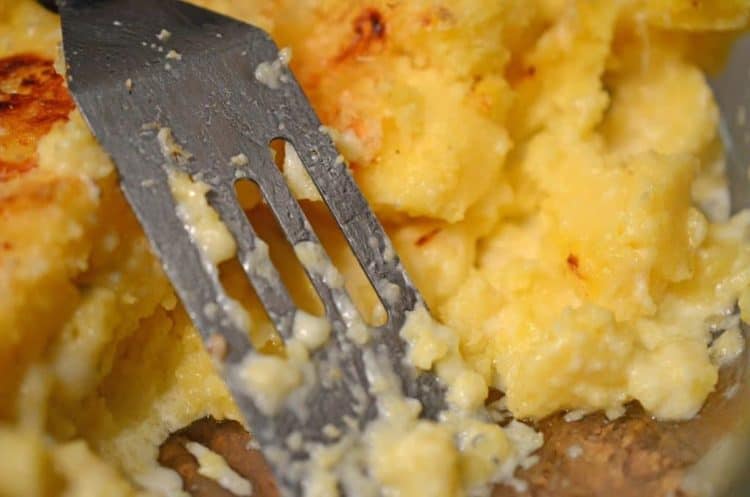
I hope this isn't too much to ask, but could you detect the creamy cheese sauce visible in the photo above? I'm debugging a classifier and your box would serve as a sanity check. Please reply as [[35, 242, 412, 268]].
[[294, 241, 345, 289], [167, 170, 236, 265], [282, 142, 322, 202]]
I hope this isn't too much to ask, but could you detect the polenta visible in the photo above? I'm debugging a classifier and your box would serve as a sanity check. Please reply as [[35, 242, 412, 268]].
[[2, 0, 750, 496]]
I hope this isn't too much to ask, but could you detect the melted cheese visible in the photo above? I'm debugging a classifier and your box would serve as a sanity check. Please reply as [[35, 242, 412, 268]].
[[282, 142, 321, 202], [239, 302, 541, 497], [167, 169, 236, 265]]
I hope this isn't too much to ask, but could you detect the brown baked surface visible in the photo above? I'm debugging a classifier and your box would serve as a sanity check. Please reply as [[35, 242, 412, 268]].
[[0, 54, 74, 180], [159, 353, 748, 497], [493, 363, 748, 497]]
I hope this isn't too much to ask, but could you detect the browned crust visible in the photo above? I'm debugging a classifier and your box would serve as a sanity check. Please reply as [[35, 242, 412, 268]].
[[161, 356, 748, 497], [0, 54, 75, 182], [333, 7, 387, 63], [415, 227, 442, 247]]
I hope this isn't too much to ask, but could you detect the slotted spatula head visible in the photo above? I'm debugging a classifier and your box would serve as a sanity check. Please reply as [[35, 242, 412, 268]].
[[55, 0, 445, 495]]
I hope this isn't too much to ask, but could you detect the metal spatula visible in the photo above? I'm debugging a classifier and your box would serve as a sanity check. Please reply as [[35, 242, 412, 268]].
[[50, 0, 445, 494]]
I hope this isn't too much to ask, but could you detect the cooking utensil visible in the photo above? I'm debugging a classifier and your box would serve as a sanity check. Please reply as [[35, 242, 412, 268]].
[[51, 0, 445, 495]]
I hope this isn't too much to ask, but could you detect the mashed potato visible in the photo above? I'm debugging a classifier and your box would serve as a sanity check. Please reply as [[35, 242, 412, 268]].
[[1, 0, 750, 496]]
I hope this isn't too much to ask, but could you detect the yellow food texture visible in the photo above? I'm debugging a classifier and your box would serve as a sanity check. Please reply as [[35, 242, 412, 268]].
[[263, 0, 515, 223], [641, 0, 750, 30], [368, 421, 460, 497], [2, 0, 750, 495], [255, 0, 750, 420], [0, 18, 238, 491], [0, 426, 158, 497]]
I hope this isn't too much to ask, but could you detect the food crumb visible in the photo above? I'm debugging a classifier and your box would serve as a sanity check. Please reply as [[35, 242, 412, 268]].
[[166, 50, 182, 61], [566, 444, 583, 459], [156, 29, 172, 42], [205, 334, 228, 362], [157, 127, 193, 164], [255, 47, 292, 89], [723, 383, 740, 399], [605, 405, 626, 420], [184, 442, 252, 496], [204, 302, 219, 319], [563, 410, 587, 423], [125, 78, 133, 92], [230, 153, 249, 167], [322, 424, 342, 439], [286, 432, 303, 451]]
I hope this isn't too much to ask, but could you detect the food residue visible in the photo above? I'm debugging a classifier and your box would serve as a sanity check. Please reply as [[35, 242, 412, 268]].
[[254, 47, 292, 90]]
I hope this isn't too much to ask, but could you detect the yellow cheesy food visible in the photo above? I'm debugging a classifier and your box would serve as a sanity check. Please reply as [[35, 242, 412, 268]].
[[2, 0, 750, 496]]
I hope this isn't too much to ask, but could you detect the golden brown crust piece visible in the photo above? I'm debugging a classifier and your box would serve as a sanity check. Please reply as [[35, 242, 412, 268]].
[[0, 54, 74, 181]]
